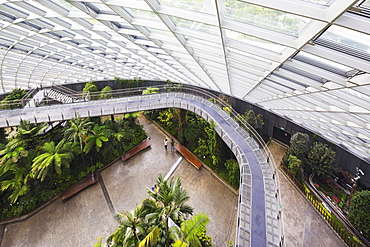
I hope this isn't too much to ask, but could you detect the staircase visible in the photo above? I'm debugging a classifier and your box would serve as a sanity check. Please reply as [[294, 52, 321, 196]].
[[45, 88, 79, 104]]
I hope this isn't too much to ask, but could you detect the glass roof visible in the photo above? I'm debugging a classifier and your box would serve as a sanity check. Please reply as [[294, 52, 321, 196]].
[[0, 0, 369, 161]]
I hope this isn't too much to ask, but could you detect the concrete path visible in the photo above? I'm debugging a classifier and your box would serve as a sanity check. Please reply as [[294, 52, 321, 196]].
[[0, 115, 238, 247], [268, 140, 346, 247]]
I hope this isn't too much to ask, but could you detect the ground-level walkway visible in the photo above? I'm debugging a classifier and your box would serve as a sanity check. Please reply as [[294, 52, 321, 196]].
[[0, 116, 347, 247], [268, 140, 346, 247], [0, 115, 238, 247]]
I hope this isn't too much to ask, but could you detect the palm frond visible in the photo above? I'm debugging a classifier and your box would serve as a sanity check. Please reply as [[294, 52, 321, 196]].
[[139, 225, 160, 247]]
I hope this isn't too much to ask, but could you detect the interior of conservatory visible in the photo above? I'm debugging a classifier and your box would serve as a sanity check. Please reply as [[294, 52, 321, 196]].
[[0, 0, 370, 247]]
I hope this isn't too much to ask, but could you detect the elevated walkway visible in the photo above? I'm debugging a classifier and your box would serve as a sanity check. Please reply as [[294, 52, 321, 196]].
[[0, 91, 283, 246]]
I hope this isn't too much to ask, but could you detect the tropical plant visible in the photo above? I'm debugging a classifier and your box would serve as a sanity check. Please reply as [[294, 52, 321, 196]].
[[83, 81, 99, 99], [0, 88, 26, 109], [0, 164, 31, 203], [83, 124, 109, 154], [286, 155, 302, 176], [142, 87, 159, 95], [15, 120, 48, 148], [194, 121, 218, 168], [63, 116, 93, 156], [307, 142, 336, 178], [108, 204, 148, 247], [143, 175, 194, 247], [31, 140, 78, 181], [289, 132, 310, 160], [0, 138, 31, 203], [348, 190, 370, 241], [99, 86, 113, 99], [170, 212, 210, 247], [224, 159, 240, 189]]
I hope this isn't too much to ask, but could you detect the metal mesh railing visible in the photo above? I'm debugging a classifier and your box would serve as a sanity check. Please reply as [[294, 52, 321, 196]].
[[0, 83, 284, 245]]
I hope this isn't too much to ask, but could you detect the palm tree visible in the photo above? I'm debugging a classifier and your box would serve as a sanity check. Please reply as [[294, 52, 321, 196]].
[[63, 116, 93, 167], [0, 135, 32, 203], [141, 175, 193, 247], [0, 165, 31, 203], [108, 203, 148, 247], [30, 140, 78, 181], [16, 120, 47, 148], [170, 212, 210, 247], [83, 124, 109, 154], [103, 119, 134, 156]]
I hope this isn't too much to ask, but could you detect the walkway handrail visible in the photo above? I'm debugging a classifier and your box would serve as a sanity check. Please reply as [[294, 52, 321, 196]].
[[308, 173, 369, 246], [0, 84, 284, 246], [20, 87, 40, 107], [51, 84, 80, 98]]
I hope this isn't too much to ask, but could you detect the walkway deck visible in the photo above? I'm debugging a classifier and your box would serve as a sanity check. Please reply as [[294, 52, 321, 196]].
[[0, 92, 281, 246]]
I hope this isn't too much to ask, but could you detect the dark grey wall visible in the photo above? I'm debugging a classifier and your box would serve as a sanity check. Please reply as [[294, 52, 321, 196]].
[[233, 98, 370, 189]]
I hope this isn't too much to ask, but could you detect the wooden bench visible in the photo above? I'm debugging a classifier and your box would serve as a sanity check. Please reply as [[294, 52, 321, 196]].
[[121, 138, 151, 161], [62, 173, 98, 201], [175, 144, 202, 169]]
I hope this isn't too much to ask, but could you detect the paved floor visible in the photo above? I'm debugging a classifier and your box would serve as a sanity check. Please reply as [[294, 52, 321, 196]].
[[0, 115, 238, 247], [268, 140, 346, 247], [0, 117, 347, 247]]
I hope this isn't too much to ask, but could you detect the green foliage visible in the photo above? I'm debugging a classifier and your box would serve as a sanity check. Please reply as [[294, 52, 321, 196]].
[[348, 190, 370, 241], [0, 88, 27, 109], [235, 109, 264, 133], [170, 212, 210, 247], [106, 175, 212, 247], [224, 159, 240, 189], [82, 81, 98, 99], [0, 128, 6, 145], [287, 155, 302, 176], [158, 109, 174, 127], [0, 114, 146, 220], [4, 88, 27, 101], [290, 132, 310, 159], [307, 142, 336, 178], [183, 121, 206, 150], [194, 121, 218, 168], [165, 79, 182, 92], [83, 124, 109, 154], [99, 86, 113, 99], [31, 140, 78, 181], [114, 77, 142, 88], [142, 87, 159, 95], [196, 225, 212, 247]]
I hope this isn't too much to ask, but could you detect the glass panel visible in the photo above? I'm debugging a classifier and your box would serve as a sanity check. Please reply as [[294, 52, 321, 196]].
[[300, 0, 331, 5], [49, 0, 80, 15], [147, 27, 173, 36], [158, 0, 215, 14], [320, 26, 370, 55], [86, 3, 114, 14], [187, 36, 223, 49], [223, 0, 310, 36], [297, 51, 352, 71], [225, 29, 286, 53], [171, 16, 218, 34], [359, 0, 370, 8], [125, 8, 159, 21], [227, 47, 272, 64]]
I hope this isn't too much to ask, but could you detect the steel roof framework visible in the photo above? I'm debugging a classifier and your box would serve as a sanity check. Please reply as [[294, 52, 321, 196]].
[[0, 0, 369, 160]]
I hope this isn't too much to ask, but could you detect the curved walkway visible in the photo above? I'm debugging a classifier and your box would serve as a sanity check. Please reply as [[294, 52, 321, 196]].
[[0, 92, 282, 246], [0, 115, 238, 246]]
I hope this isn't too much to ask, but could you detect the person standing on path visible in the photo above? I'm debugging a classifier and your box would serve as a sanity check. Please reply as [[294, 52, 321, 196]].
[[164, 138, 168, 150], [170, 139, 175, 152]]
